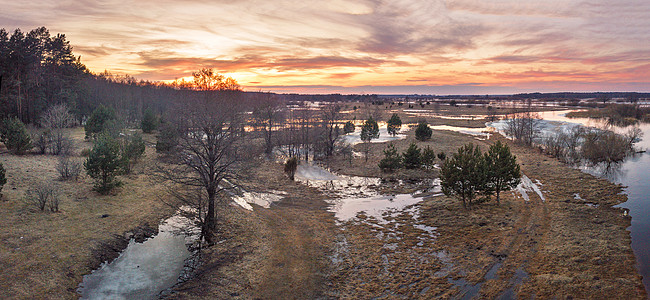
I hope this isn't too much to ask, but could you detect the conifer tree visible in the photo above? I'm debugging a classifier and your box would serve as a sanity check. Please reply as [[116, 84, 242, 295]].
[[484, 141, 521, 203], [402, 142, 421, 169], [387, 113, 402, 136]]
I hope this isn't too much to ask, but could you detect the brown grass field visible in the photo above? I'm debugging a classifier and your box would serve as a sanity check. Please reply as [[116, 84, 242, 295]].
[[0, 104, 645, 299]]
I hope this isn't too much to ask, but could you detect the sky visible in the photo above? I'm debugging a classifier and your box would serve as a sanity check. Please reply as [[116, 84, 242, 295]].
[[1, 0, 649, 94]]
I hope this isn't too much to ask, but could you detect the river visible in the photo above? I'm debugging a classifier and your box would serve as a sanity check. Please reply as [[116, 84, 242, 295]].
[[496, 109, 650, 291]]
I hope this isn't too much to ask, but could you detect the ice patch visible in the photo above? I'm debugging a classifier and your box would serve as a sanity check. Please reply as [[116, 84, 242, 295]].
[[340, 125, 409, 145], [515, 175, 546, 202], [232, 191, 285, 210]]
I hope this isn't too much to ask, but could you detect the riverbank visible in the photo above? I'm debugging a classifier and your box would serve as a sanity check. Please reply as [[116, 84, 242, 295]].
[[328, 129, 646, 298], [0, 128, 176, 299], [169, 125, 645, 298], [167, 157, 338, 298]]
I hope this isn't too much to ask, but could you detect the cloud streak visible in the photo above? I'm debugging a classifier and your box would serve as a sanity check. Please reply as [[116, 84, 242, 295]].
[[1, 0, 649, 93]]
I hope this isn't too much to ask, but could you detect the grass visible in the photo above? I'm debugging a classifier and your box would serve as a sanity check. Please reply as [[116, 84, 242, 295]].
[[329, 132, 645, 298], [0, 128, 175, 299]]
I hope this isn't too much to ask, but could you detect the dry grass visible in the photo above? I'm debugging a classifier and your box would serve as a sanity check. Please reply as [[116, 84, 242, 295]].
[[329, 133, 646, 298], [0, 128, 175, 299]]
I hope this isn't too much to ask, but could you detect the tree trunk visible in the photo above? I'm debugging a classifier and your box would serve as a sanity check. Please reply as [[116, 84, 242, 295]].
[[203, 188, 216, 244]]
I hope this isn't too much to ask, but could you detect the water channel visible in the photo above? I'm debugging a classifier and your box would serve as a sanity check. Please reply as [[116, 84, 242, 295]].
[[493, 109, 650, 291], [77, 108, 650, 296]]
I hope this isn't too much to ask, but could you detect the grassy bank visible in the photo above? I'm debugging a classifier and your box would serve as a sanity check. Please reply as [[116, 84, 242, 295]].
[[0, 128, 175, 299]]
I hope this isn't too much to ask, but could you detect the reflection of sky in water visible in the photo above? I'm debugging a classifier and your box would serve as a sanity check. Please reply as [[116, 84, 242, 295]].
[[527, 109, 650, 291], [79, 212, 198, 300]]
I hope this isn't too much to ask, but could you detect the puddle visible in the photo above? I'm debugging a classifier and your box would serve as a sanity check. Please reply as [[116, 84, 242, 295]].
[[430, 125, 492, 139], [78, 209, 199, 299], [330, 194, 424, 222], [339, 125, 409, 145], [485, 262, 503, 280], [574, 193, 599, 208], [448, 277, 482, 300], [497, 266, 530, 300]]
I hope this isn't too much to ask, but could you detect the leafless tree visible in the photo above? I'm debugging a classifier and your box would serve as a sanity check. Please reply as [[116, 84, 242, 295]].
[[157, 94, 247, 244], [320, 103, 341, 157], [505, 110, 540, 146], [39, 103, 75, 155], [40, 104, 77, 128], [252, 93, 285, 154]]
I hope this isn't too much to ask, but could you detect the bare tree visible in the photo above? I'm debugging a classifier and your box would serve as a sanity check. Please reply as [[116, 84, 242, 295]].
[[320, 103, 341, 157], [157, 95, 247, 244], [39, 103, 75, 155], [252, 93, 285, 154], [40, 103, 76, 128], [505, 110, 540, 146]]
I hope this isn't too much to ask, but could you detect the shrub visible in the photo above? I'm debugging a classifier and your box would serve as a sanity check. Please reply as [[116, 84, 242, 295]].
[[421, 146, 436, 169], [415, 121, 432, 141], [402, 142, 421, 169], [141, 108, 158, 133], [1, 117, 33, 154], [33, 129, 53, 154], [84, 135, 124, 194], [85, 105, 116, 139], [25, 182, 60, 212], [40, 103, 76, 128], [379, 144, 402, 172], [57, 155, 82, 181], [437, 151, 446, 161], [284, 157, 298, 180], [121, 133, 146, 174], [80, 148, 91, 157], [0, 163, 6, 196]]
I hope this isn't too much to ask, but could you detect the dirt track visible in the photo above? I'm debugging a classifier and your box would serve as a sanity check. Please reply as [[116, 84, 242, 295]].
[[170, 131, 646, 299]]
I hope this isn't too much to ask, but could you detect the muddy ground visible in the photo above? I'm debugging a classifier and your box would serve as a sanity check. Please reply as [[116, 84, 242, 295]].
[[171, 127, 645, 299], [1, 107, 644, 299]]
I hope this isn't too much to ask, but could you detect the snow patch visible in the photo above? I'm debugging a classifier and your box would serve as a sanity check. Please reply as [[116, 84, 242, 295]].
[[232, 191, 285, 210], [515, 175, 546, 202]]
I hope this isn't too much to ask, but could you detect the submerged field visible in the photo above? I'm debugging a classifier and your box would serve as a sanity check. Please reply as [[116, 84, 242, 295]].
[[0, 104, 645, 299]]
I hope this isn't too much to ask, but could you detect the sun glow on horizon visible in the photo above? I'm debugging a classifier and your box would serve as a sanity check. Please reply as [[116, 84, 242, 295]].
[[3, 0, 648, 94]]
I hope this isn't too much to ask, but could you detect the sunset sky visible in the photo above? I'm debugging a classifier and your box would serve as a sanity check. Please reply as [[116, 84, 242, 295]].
[[1, 0, 649, 94]]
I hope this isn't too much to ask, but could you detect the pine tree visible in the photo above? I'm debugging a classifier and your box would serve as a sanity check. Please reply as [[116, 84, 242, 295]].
[[84, 135, 124, 194], [440, 143, 487, 208], [141, 108, 158, 133], [484, 141, 521, 204], [415, 121, 432, 141], [379, 144, 402, 172], [85, 105, 116, 139], [387, 113, 402, 136], [402, 142, 421, 169], [360, 117, 379, 162], [0, 117, 32, 154], [421, 146, 436, 169], [360, 117, 379, 142]]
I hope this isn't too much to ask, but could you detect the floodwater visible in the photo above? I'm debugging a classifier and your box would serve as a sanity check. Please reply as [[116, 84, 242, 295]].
[[489, 109, 650, 291], [78, 210, 199, 299], [340, 124, 409, 145]]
